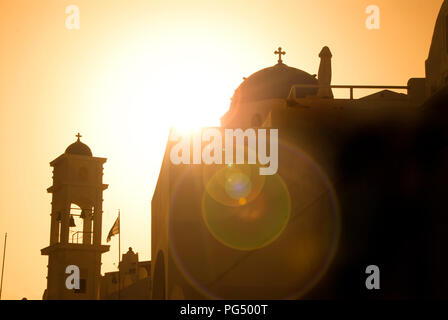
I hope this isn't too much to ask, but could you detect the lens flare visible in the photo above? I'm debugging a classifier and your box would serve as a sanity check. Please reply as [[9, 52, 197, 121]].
[[167, 138, 340, 300], [225, 172, 252, 200], [202, 166, 291, 251], [202, 164, 265, 207]]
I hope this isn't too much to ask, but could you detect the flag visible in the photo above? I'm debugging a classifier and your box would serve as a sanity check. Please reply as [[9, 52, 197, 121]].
[[107, 214, 119, 242]]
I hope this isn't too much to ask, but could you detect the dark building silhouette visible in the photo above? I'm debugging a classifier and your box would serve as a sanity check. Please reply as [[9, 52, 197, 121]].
[[41, 134, 109, 300], [100, 247, 151, 300], [151, 0, 448, 299], [42, 138, 151, 300], [40, 0, 448, 300]]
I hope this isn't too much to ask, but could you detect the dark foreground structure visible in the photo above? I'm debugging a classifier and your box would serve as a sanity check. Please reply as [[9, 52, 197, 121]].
[[151, 1, 448, 299]]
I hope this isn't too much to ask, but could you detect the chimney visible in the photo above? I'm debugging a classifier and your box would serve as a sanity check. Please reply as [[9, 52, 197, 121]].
[[317, 46, 333, 99]]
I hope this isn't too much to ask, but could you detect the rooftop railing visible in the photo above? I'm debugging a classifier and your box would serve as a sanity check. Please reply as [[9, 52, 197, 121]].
[[289, 84, 408, 100]]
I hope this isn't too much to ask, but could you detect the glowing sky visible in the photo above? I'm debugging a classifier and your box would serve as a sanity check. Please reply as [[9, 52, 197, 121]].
[[0, 0, 443, 299]]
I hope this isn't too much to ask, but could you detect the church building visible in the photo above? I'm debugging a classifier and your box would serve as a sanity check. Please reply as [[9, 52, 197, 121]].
[[151, 0, 448, 299], [40, 0, 448, 300], [41, 134, 109, 300], [41, 136, 151, 300]]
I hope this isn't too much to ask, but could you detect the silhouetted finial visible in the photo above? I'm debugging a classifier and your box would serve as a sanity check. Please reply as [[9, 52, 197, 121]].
[[76, 133, 82, 141], [274, 47, 286, 64], [319, 46, 332, 58]]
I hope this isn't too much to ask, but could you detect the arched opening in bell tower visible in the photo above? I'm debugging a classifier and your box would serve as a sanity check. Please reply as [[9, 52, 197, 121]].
[[68, 203, 94, 245]]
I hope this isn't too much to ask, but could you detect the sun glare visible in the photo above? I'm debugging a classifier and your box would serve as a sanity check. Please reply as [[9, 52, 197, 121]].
[[100, 39, 235, 138]]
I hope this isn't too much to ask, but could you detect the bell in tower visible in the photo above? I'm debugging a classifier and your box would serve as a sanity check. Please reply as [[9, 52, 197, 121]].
[[41, 133, 110, 300]]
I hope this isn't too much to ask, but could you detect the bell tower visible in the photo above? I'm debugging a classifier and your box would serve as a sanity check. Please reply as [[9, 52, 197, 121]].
[[41, 133, 109, 300]]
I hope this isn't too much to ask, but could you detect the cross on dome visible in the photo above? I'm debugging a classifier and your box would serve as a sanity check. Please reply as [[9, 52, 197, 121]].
[[274, 47, 286, 64]]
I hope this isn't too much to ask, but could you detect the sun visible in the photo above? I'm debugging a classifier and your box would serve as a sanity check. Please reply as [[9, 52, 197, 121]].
[[101, 51, 233, 137]]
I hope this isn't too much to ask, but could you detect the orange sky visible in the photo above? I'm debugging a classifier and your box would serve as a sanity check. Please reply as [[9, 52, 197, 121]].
[[0, 0, 443, 299]]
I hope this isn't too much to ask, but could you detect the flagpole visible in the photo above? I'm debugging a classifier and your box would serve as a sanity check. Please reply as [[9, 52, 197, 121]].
[[118, 210, 120, 301], [0, 233, 7, 300]]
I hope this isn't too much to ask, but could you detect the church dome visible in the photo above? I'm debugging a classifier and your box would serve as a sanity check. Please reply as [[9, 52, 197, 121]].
[[234, 62, 318, 103], [65, 134, 92, 156]]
